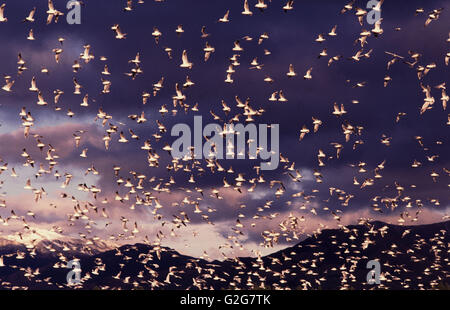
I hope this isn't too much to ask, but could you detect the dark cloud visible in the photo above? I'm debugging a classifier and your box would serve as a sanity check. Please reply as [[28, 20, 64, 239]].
[[0, 0, 448, 253]]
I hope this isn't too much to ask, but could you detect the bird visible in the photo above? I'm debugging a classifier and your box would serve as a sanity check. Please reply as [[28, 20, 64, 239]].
[[328, 25, 337, 37], [46, 0, 64, 25], [440, 89, 448, 110], [112, 24, 127, 39], [23, 7, 36, 23], [286, 64, 297, 77], [278, 90, 288, 102], [255, 0, 268, 12], [283, 0, 294, 12], [0, 3, 7, 22], [242, 0, 253, 16], [0, 0, 445, 293], [312, 118, 322, 132], [315, 34, 325, 43], [341, 0, 354, 14], [2, 77, 14, 92], [355, 7, 367, 26], [425, 8, 444, 27], [175, 24, 184, 36], [180, 50, 193, 69], [29, 77, 39, 92], [124, 0, 133, 12], [303, 68, 313, 80], [299, 125, 310, 141], [219, 10, 230, 23], [27, 29, 35, 41]]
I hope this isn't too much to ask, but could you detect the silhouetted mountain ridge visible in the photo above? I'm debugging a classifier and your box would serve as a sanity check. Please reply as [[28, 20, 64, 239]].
[[0, 220, 448, 290]]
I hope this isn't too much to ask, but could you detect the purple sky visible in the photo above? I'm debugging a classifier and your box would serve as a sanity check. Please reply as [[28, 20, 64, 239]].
[[0, 0, 448, 259]]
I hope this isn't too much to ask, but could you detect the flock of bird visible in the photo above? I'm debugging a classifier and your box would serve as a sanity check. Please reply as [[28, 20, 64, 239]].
[[0, 0, 448, 290]]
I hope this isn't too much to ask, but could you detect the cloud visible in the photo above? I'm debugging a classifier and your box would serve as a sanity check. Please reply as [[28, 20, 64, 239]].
[[0, 0, 448, 260]]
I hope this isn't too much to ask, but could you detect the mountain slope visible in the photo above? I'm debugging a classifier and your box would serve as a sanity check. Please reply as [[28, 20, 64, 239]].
[[0, 221, 448, 290]]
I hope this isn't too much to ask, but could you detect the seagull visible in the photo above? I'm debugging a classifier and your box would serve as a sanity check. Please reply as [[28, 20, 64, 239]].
[[80, 94, 89, 107], [27, 29, 35, 40], [269, 91, 278, 101], [201, 26, 210, 38], [242, 0, 253, 16], [315, 34, 326, 43], [328, 25, 337, 36], [37, 92, 48, 106], [286, 64, 297, 77], [328, 55, 342, 66], [112, 24, 127, 39], [278, 90, 288, 102], [80, 45, 94, 63], [312, 117, 322, 132], [371, 19, 384, 36], [180, 50, 193, 69], [80, 148, 88, 158], [255, 0, 268, 12], [2, 77, 14, 92], [441, 89, 448, 110], [233, 40, 244, 51], [283, 1, 294, 12], [350, 49, 363, 62], [341, 0, 355, 14], [373, 0, 384, 12], [124, 0, 133, 12], [304, 68, 313, 80], [384, 75, 392, 87], [29, 77, 39, 92], [425, 8, 444, 27], [175, 24, 184, 36], [355, 7, 367, 26], [219, 10, 230, 23], [23, 7, 36, 23], [46, 0, 64, 25], [0, 3, 7, 22], [299, 125, 310, 141], [203, 42, 215, 61]]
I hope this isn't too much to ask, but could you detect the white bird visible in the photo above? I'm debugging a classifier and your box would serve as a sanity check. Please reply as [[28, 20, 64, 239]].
[[37, 92, 48, 106], [2, 78, 14, 92], [80, 148, 88, 158], [27, 29, 35, 40], [0, 3, 7, 22], [328, 25, 337, 37], [219, 10, 230, 23], [80, 94, 89, 107], [283, 0, 294, 12], [255, 0, 268, 11], [175, 24, 184, 36], [278, 90, 288, 102], [152, 27, 162, 43], [242, 0, 253, 16], [441, 89, 448, 110], [287, 64, 297, 77], [371, 18, 384, 37], [373, 0, 384, 12], [29, 77, 39, 92], [24, 7, 36, 23], [46, 0, 63, 25], [304, 67, 313, 80], [315, 34, 325, 43], [113, 24, 127, 39], [180, 50, 193, 69]]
